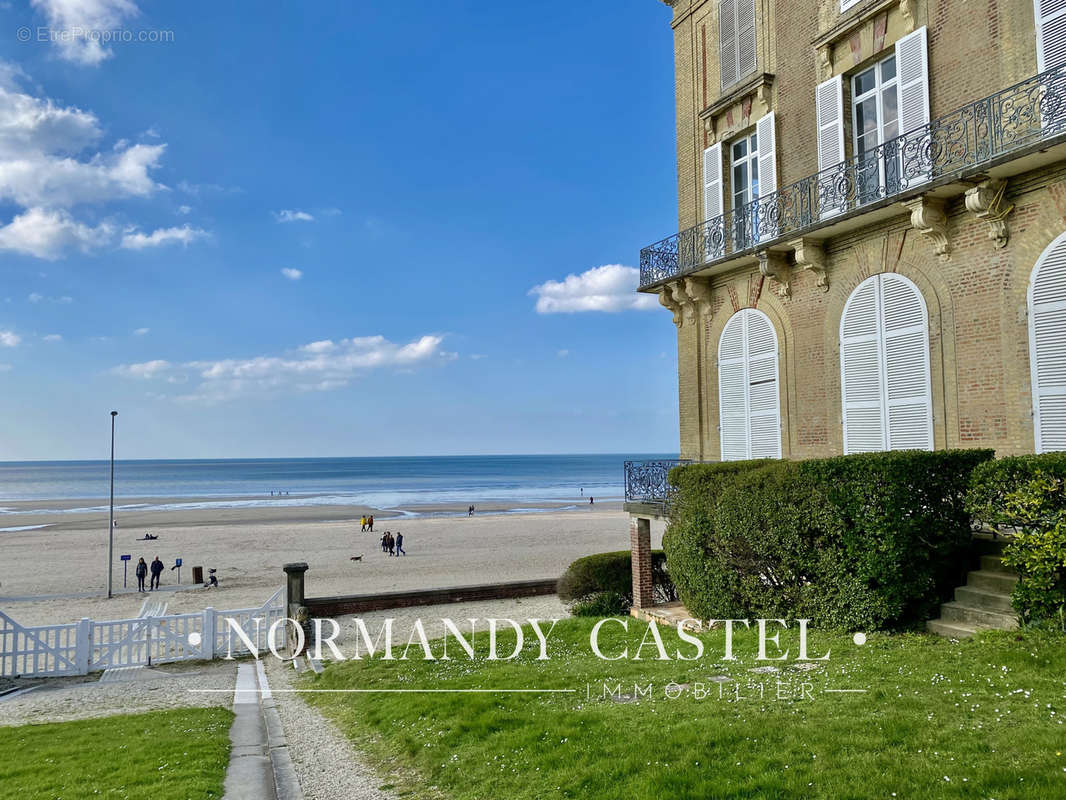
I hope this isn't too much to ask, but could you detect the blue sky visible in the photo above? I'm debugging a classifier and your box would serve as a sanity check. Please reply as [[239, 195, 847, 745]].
[[0, 0, 680, 459]]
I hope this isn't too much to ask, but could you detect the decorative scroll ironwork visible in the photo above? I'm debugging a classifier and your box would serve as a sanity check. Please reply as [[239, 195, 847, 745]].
[[624, 459, 691, 505], [640, 64, 1066, 289]]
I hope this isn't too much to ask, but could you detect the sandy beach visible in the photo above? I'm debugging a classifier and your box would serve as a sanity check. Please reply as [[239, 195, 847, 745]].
[[0, 499, 666, 627]]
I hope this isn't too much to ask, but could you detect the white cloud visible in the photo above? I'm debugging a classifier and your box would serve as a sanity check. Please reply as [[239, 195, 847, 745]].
[[133, 327, 149, 335], [557, 349, 569, 358], [0, 330, 20, 347], [30, 0, 140, 66], [111, 334, 449, 403], [529, 264, 659, 313], [274, 209, 314, 223], [281, 268, 303, 281], [43, 333, 62, 341], [28, 292, 72, 303], [177, 204, 191, 215], [469, 354, 487, 360], [120, 225, 208, 250], [0, 208, 113, 259]]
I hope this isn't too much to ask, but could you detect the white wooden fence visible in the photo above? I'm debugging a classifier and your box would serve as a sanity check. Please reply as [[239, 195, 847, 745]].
[[0, 588, 287, 678]]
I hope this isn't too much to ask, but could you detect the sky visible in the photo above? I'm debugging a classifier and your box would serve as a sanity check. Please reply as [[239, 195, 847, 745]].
[[0, 0, 681, 460]]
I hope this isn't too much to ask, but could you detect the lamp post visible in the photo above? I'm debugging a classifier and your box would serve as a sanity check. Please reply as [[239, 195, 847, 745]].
[[107, 410, 117, 599]]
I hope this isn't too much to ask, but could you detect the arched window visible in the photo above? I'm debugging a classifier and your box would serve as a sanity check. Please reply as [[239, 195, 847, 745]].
[[1028, 233, 1066, 453], [718, 308, 781, 460], [840, 273, 932, 453]]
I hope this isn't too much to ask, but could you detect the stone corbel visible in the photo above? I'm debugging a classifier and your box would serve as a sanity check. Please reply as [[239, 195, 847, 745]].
[[817, 44, 833, 82], [682, 277, 715, 320], [758, 251, 791, 298], [964, 179, 1013, 249], [658, 287, 682, 327], [901, 196, 951, 261], [788, 237, 829, 291], [671, 281, 693, 325], [900, 0, 917, 32], [754, 82, 772, 118]]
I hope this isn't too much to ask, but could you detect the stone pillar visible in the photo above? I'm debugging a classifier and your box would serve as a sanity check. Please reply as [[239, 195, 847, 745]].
[[630, 517, 654, 609], [283, 562, 308, 617]]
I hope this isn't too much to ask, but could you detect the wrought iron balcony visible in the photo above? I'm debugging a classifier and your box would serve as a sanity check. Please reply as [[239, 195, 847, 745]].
[[624, 459, 691, 506], [640, 63, 1066, 289]]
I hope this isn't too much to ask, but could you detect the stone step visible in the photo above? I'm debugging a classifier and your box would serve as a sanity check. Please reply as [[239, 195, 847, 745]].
[[967, 570, 1018, 593], [926, 618, 978, 638], [939, 601, 1019, 630], [979, 555, 1017, 575], [954, 585, 1014, 613]]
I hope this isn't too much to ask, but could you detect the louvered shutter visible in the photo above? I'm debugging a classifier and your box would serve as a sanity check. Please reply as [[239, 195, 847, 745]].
[[841, 278, 885, 453], [1029, 233, 1066, 452], [816, 75, 845, 219], [737, 0, 756, 80], [895, 27, 930, 185], [745, 311, 782, 458], [719, 0, 738, 89], [719, 309, 781, 460], [841, 274, 932, 454], [755, 112, 777, 241], [719, 313, 749, 460], [1036, 0, 1066, 72], [703, 143, 724, 260], [881, 274, 933, 449]]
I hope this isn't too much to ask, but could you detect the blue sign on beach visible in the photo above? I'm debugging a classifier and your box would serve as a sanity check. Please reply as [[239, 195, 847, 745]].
[[175, 558, 182, 566], [120, 554, 131, 561]]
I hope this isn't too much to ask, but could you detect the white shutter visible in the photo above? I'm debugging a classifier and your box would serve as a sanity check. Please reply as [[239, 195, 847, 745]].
[[719, 0, 738, 89], [755, 112, 777, 241], [719, 313, 749, 460], [745, 311, 782, 458], [841, 0, 862, 10], [737, 0, 756, 80], [841, 274, 932, 454], [895, 27, 930, 186], [816, 75, 845, 219], [719, 309, 781, 460], [703, 143, 724, 222], [881, 274, 933, 450], [1036, 0, 1066, 72], [1029, 233, 1066, 452]]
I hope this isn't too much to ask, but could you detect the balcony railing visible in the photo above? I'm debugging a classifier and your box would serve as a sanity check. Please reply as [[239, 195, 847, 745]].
[[640, 64, 1066, 289], [624, 459, 691, 506]]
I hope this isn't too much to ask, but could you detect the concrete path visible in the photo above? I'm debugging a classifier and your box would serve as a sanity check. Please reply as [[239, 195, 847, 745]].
[[223, 661, 303, 800]]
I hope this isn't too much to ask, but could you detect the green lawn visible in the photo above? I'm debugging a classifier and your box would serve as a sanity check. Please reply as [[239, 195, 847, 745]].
[[0, 707, 233, 800], [304, 618, 1066, 799]]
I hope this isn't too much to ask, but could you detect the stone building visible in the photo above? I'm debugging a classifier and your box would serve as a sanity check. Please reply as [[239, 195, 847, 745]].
[[627, 0, 1066, 609]]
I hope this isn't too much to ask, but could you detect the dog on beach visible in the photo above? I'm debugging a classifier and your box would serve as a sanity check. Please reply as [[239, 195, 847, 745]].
[[350, 554, 364, 561]]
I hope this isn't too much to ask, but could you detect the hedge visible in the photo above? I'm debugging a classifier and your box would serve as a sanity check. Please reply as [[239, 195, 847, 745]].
[[965, 454, 1066, 624], [558, 550, 676, 616], [663, 449, 994, 631]]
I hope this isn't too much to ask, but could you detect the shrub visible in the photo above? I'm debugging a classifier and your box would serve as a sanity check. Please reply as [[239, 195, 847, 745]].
[[967, 466, 1066, 625], [663, 449, 994, 630], [569, 591, 630, 617], [558, 550, 675, 614]]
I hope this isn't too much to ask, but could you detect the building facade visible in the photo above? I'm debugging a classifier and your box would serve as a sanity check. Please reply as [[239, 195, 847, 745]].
[[640, 0, 1066, 464]]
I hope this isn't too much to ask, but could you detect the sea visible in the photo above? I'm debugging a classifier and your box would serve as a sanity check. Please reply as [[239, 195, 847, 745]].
[[0, 454, 675, 517]]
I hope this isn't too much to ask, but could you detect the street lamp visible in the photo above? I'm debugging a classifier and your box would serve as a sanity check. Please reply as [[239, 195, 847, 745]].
[[107, 410, 117, 599]]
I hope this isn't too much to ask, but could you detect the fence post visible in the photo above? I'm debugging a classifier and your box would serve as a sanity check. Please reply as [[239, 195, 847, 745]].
[[76, 618, 91, 675], [202, 608, 216, 660], [630, 517, 655, 610]]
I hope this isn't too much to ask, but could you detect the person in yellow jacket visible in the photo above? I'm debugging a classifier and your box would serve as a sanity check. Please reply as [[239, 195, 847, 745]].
[[360, 515, 367, 532]]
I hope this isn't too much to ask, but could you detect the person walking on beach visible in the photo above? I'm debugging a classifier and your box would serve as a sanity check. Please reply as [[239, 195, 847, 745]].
[[360, 516, 367, 532], [149, 556, 164, 590], [387, 532, 396, 556], [380, 532, 388, 553], [135, 557, 148, 592], [367, 515, 374, 532], [395, 532, 405, 556], [468, 504, 475, 516], [589, 496, 594, 505]]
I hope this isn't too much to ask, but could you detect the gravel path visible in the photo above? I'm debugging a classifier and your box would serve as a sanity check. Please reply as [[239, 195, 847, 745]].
[[0, 659, 236, 726]]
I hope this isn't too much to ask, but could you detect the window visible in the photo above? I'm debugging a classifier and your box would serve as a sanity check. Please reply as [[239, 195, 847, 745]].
[[1028, 232, 1066, 452], [840, 274, 933, 454], [730, 130, 759, 249], [815, 27, 929, 218], [719, 0, 756, 90], [852, 54, 901, 202], [719, 308, 781, 460]]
